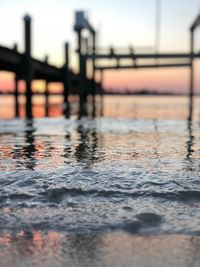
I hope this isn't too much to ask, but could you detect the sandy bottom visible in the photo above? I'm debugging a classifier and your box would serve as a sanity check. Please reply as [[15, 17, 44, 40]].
[[0, 231, 200, 267]]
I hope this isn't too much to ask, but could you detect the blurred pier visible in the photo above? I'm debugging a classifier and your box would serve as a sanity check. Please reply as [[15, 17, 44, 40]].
[[0, 11, 200, 119], [0, 14, 103, 119]]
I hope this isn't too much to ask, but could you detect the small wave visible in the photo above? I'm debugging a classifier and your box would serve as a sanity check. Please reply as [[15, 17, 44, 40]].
[[150, 190, 200, 201], [0, 193, 34, 205], [37, 186, 200, 203], [39, 187, 128, 202]]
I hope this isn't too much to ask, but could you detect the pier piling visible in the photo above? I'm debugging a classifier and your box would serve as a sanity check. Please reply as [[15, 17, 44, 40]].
[[13, 44, 20, 118], [63, 43, 70, 118], [44, 55, 49, 117], [14, 75, 19, 118], [189, 29, 194, 121], [24, 15, 33, 119], [91, 32, 96, 117], [100, 70, 104, 116], [77, 30, 87, 118]]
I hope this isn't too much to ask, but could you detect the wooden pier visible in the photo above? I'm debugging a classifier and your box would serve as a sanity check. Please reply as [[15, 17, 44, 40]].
[[0, 14, 102, 118], [0, 12, 200, 120]]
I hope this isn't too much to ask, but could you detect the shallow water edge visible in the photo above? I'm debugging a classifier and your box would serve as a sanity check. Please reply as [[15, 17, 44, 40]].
[[0, 231, 200, 267]]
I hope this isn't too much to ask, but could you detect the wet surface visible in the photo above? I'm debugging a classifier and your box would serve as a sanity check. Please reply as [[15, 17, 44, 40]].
[[1, 96, 200, 266], [0, 232, 200, 267], [0, 116, 200, 235]]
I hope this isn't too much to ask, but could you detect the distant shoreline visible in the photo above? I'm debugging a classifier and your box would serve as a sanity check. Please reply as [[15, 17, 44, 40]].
[[0, 92, 195, 96], [0, 91, 194, 96], [104, 92, 188, 96]]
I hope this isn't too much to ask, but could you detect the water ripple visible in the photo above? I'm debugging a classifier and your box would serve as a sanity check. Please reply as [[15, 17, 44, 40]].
[[0, 117, 200, 234]]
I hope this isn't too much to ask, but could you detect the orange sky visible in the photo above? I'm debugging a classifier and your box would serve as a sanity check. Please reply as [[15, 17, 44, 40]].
[[103, 68, 190, 93], [1, 65, 198, 94], [0, 0, 200, 93], [0, 72, 63, 93]]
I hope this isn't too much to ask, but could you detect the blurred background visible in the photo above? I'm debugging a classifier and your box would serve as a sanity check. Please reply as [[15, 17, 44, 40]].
[[1, 0, 200, 94]]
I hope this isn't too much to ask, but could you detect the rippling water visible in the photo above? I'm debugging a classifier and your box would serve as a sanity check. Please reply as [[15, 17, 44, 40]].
[[1, 96, 200, 238]]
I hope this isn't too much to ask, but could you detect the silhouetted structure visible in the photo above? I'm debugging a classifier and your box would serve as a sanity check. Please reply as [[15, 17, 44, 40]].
[[74, 11, 97, 117], [0, 13, 102, 119], [0, 11, 200, 120]]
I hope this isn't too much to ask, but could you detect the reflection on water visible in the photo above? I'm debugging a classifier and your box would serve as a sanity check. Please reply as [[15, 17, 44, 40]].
[[75, 123, 100, 165], [186, 119, 194, 160], [183, 119, 198, 173], [6, 119, 104, 171], [63, 129, 71, 164], [0, 231, 200, 267], [1, 95, 200, 120], [23, 120, 36, 170], [1, 116, 200, 235], [11, 120, 37, 170]]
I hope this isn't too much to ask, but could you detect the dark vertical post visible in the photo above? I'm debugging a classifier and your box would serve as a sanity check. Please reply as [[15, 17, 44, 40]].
[[82, 37, 89, 54], [82, 38, 88, 116], [100, 70, 104, 117], [45, 80, 49, 117], [188, 29, 194, 121], [91, 31, 96, 117], [13, 44, 19, 118], [44, 55, 49, 117], [63, 42, 70, 118], [24, 15, 33, 119], [78, 30, 85, 118], [74, 11, 95, 118], [14, 75, 19, 118]]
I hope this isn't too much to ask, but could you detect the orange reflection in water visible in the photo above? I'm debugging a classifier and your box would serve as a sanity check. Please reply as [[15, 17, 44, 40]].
[[0, 230, 62, 253], [0, 95, 64, 119], [103, 95, 200, 120], [1, 95, 200, 120], [0, 231, 200, 267]]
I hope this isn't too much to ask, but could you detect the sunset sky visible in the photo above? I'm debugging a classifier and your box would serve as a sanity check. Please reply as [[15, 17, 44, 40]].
[[0, 0, 200, 93]]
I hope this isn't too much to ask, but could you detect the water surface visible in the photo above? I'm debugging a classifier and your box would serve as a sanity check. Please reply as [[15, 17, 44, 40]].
[[1, 96, 200, 266]]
